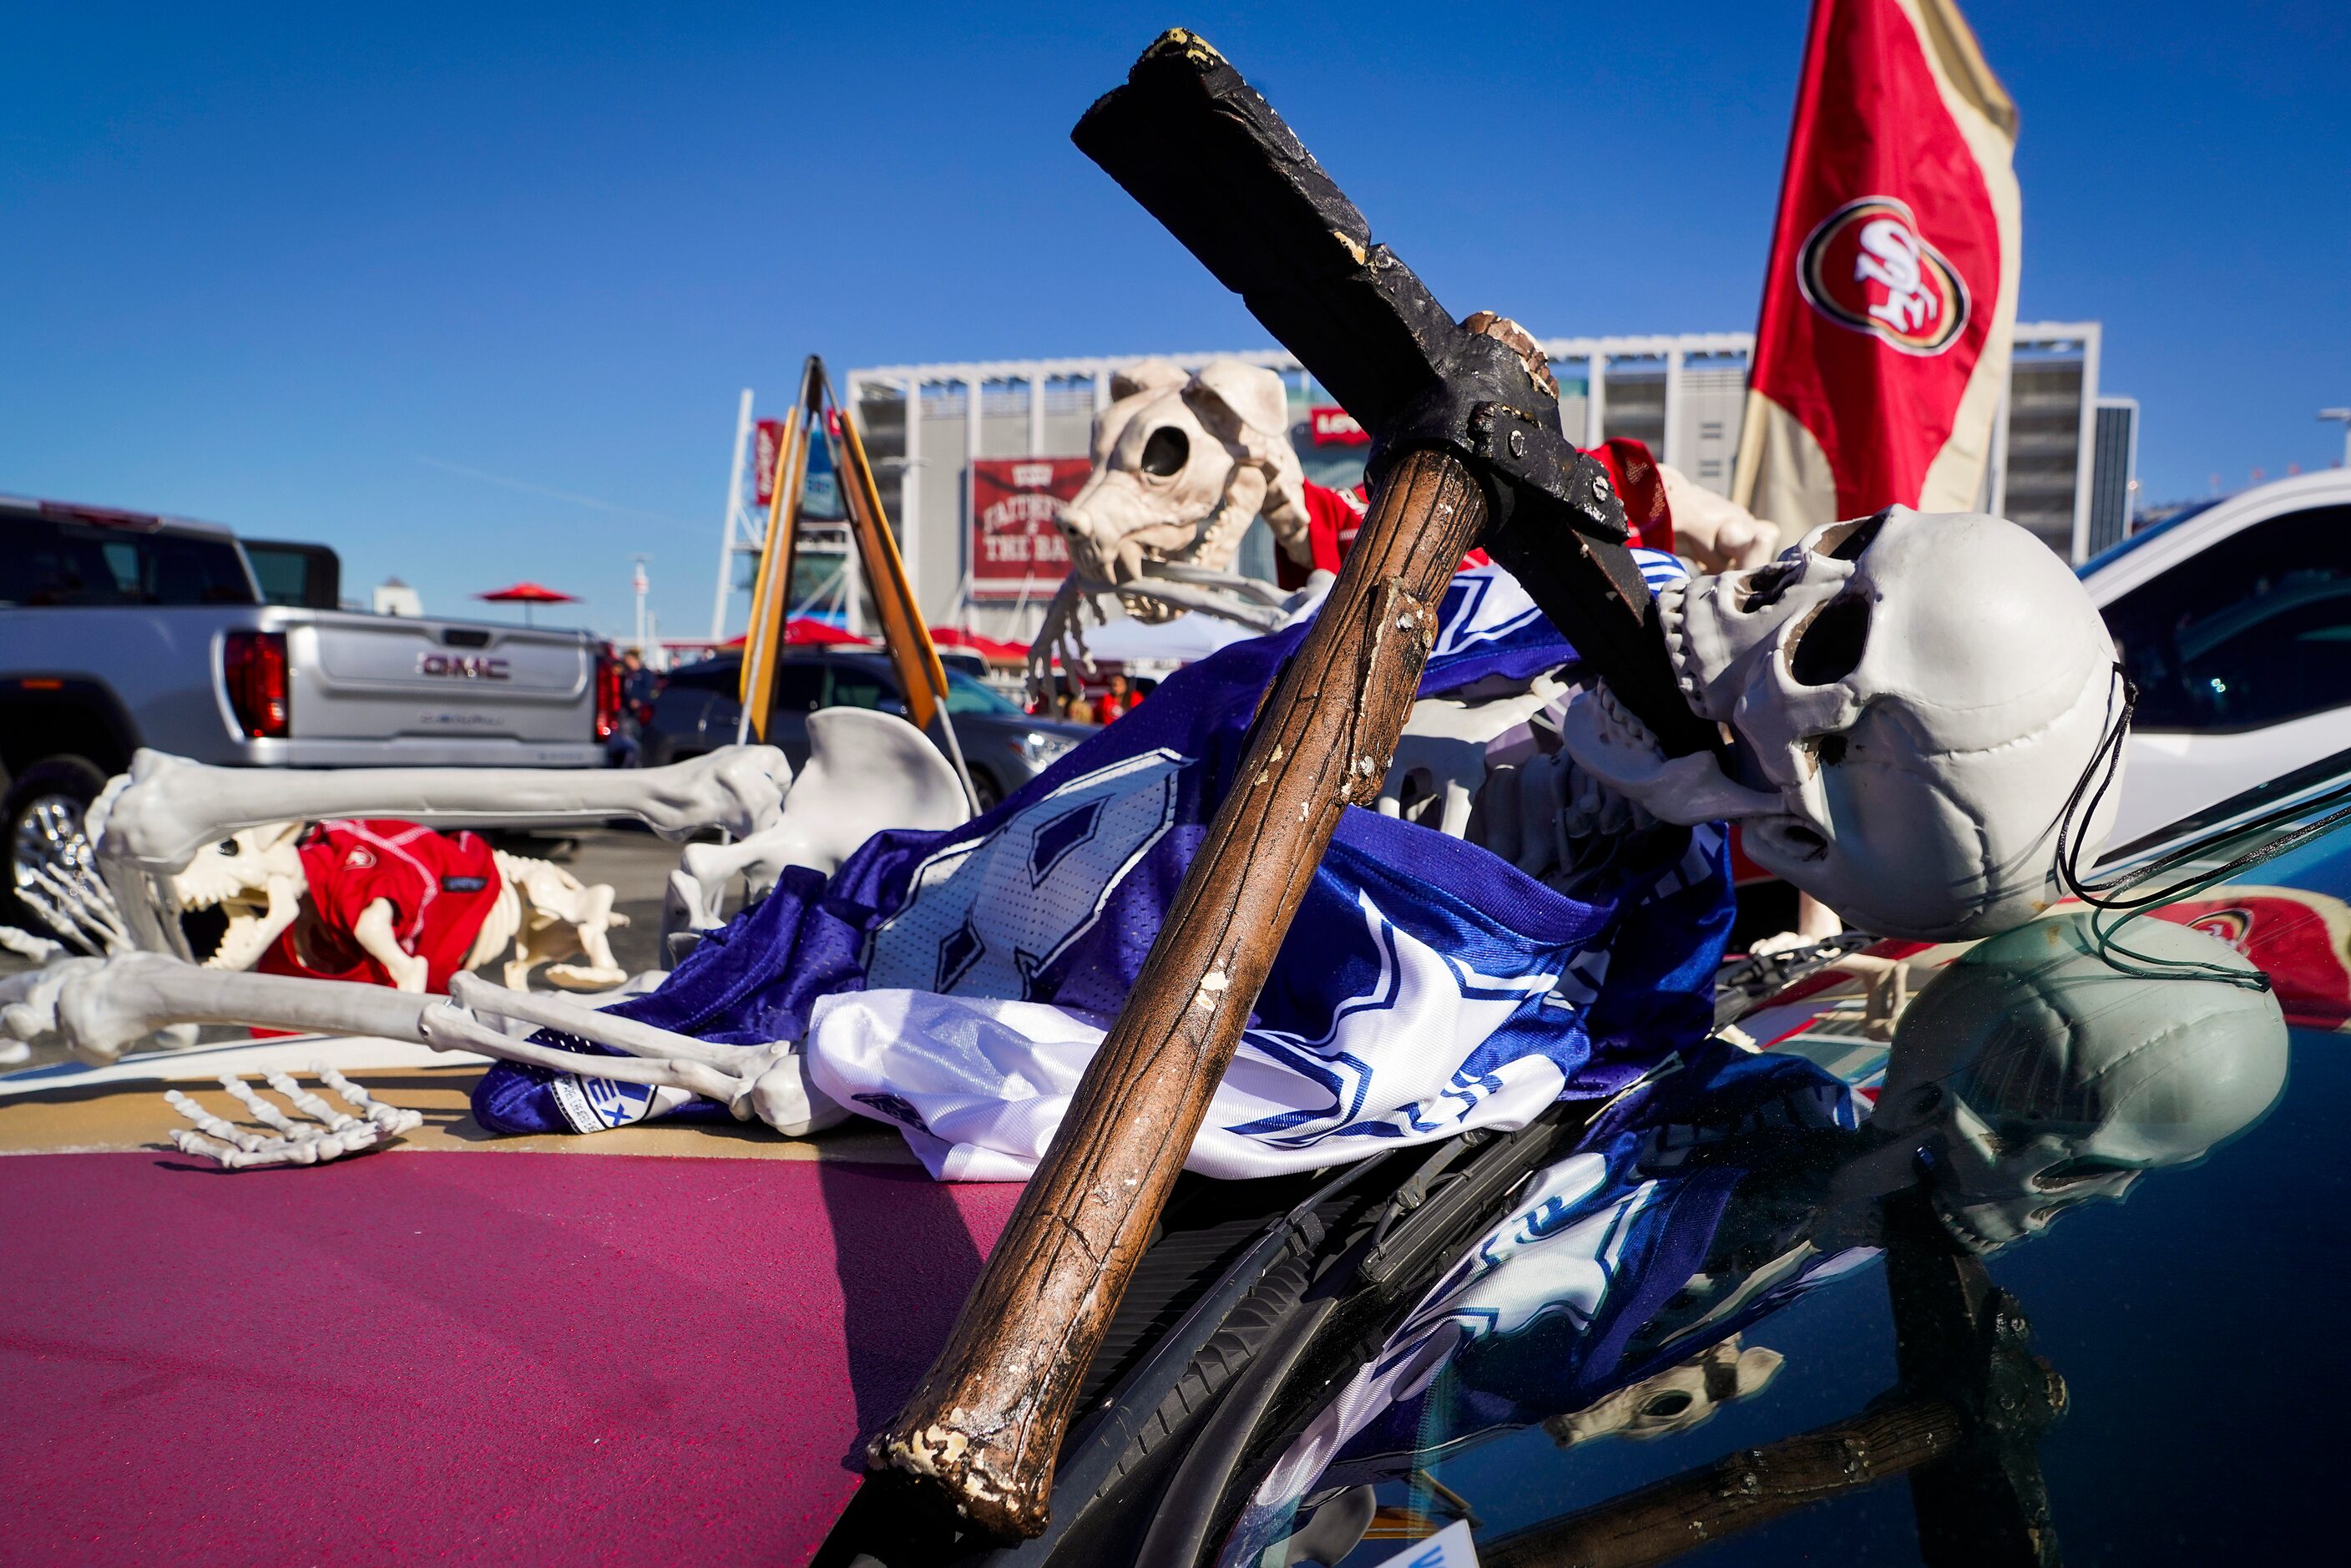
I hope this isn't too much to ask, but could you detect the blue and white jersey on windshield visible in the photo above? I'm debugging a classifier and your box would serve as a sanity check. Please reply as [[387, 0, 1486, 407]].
[[472, 558, 1732, 1180]]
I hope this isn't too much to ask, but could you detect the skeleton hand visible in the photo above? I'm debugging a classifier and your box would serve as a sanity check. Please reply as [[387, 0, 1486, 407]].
[[1026, 578, 1105, 708], [165, 1067, 422, 1169], [1376, 678, 1568, 840], [1480, 748, 1655, 887], [16, 859, 134, 956]]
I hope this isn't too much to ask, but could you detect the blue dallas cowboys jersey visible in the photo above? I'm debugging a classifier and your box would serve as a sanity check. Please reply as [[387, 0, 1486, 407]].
[[473, 558, 1737, 1181]]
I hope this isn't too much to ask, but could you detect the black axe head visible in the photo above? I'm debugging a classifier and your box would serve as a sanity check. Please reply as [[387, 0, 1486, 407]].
[[1073, 29, 1466, 436], [1074, 30, 1721, 760]]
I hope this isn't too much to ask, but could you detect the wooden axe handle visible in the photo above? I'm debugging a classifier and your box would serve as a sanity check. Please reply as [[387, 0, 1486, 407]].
[[866, 448, 1487, 1537]]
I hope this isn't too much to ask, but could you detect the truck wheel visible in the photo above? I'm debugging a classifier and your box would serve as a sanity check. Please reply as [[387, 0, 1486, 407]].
[[2, 756, 110, 944]]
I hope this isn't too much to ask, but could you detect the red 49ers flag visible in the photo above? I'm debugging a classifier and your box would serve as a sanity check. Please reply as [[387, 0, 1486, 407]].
[[1732, 0, 2020, 539]]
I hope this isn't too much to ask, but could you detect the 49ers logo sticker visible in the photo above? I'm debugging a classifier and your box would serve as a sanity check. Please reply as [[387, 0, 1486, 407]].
[[1797, 196, 1969, 357]]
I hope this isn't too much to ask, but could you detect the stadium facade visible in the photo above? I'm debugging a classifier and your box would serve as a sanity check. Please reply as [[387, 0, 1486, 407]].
[[838, 322, 2130, 642]]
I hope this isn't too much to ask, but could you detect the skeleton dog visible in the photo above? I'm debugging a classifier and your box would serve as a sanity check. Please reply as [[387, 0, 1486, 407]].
[[170, 819, 629, 992]]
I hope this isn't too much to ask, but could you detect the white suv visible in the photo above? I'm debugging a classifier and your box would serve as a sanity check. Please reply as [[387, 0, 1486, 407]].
[[2085, 469, 2351, 847]]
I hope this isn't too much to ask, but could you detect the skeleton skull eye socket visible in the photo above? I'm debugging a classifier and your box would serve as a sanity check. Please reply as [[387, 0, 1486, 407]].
[[1817, 509, 1891, 562], [1139, 426, 1190, 478], [1641, 1390, 1696, 1419], [1788, 595, 1873, 687], [216, 840, 239, 856]]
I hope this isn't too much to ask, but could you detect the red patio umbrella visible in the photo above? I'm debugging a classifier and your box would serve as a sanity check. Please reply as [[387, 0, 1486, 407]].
[[476, 580, 579, 628], [717, 620, 872, 650], [931, 627, 1030, 665], [784, 616, 871, 646]]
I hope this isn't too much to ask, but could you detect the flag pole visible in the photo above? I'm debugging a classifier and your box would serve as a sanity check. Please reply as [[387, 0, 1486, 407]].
[[709, 388, 754, 643], [737, 357, 822, 745], [818, 362, 982, 815]]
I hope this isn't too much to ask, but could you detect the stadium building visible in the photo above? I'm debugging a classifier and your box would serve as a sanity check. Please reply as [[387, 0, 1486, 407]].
[[806, 323, 2130, 645]]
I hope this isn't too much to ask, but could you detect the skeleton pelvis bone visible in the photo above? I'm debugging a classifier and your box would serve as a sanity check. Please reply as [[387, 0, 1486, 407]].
[[169, 822, 629, 994], [664, 707, 970, 937]]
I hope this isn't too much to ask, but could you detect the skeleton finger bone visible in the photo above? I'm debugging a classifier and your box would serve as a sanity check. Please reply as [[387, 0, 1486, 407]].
[[91, 745, 795, 876], [663, 709, 969, 936], [165, 1065, 423, 1170]]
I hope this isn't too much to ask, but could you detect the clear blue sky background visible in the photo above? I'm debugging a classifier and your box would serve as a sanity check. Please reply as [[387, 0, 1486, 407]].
[[4, 2, 2345, 640]]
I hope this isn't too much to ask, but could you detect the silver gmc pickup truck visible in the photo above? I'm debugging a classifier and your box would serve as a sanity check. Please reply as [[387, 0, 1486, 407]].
[[0, 493, 611, 928]]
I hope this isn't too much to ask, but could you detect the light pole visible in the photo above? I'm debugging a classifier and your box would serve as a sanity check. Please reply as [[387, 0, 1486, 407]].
[[2322, 407, 2351, 469], [630, 554, 650, 654]]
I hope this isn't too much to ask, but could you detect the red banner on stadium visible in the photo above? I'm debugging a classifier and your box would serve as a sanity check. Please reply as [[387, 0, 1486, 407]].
[[1309, 406, 1368, 447], [752, 418, 791, 507], [971, 458, 1089, 597], [1733, 0, 2020, 539]]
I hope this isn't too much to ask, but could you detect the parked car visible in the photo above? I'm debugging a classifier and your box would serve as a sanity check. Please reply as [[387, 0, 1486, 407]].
[[2081, 468, 2351, 847], [642, 650, 1091, 809], [0, 494, 613, 931]]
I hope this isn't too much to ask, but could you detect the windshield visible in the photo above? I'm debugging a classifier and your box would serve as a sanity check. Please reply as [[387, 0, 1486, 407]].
[[1213, 769, 2351, 1567], [2076, 496, 2223, 578], [942, 669, 1018, 715]]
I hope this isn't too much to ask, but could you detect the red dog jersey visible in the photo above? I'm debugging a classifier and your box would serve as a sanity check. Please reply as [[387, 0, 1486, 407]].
[[258, 821, 505, 993]]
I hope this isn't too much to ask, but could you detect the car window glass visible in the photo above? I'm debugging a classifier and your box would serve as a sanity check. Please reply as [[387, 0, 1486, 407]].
[[0, 518, 238, 606], [659, 662, 732, 694], [2104, 503, 2351, 731], [822, 664, 896, 711], [772, 663, 826, 712], [942, 670, 1018, 715], [0, 516, 83, 605], [100, 540, 143, 596]]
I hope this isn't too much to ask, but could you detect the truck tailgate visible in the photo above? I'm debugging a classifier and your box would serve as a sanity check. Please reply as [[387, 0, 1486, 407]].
[[286, 613, 593, 745]]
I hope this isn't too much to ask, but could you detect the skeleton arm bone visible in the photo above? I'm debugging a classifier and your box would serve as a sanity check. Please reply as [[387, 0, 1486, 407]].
[[90, 745, 795, 876]]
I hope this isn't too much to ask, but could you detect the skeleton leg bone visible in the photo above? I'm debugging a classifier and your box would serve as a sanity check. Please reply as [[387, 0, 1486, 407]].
[[90, 745, 796, 876], [440, 972, 846, 1136], [0, 952, 443, 1064]]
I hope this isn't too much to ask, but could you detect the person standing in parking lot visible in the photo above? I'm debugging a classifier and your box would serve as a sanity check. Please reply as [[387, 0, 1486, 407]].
[[608, 646, 659, 766]]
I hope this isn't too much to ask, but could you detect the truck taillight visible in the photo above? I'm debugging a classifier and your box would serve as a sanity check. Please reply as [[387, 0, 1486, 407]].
[[222, 630, 291, 739], [594, 650, 621, 742]]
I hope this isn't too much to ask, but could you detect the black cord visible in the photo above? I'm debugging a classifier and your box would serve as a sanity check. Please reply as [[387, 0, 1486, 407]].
[[2044, 661, 2351, 991]]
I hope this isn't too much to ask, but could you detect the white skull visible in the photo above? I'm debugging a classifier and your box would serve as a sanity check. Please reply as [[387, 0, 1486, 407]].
[[1873, 911, 2288, 1253], [168, 822, 308, 971], [1565, 507, 2123, 939], [1056, 357, 1311, 619]]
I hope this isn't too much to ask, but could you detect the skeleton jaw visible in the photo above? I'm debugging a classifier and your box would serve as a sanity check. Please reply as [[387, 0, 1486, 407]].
[[1559, 677, 1784, 829], [198, 878, 306, 971]]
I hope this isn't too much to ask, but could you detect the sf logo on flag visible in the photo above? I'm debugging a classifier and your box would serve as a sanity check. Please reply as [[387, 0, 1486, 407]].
[[1797, 195, 1969, 356]]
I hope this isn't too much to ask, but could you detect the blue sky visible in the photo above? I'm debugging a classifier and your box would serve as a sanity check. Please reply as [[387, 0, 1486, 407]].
[[3, 2, 2344, 640]]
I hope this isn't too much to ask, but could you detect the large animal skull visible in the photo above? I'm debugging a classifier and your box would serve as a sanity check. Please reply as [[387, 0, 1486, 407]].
[[1873, 912, 2288, 1253], [1564, 507, 2122, 939], [169, 823, 307, 971], [1056, 358, 1311, 619]]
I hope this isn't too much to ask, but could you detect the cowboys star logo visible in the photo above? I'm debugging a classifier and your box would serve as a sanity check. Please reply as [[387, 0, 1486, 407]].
[[1797, 195, 1969, 356]]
